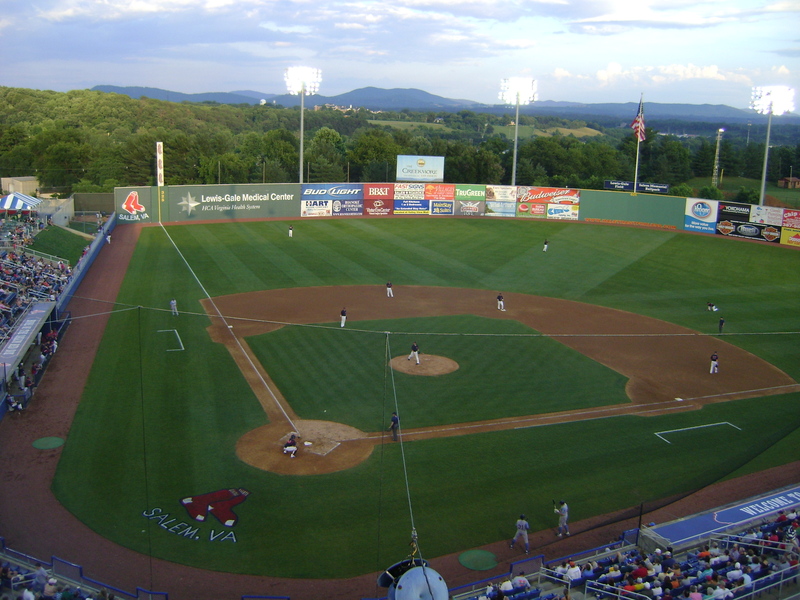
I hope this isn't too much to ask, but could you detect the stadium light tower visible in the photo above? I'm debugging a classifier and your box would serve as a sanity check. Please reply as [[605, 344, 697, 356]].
[[499, 77, 538, 186], [751, 86, 795, 205], [285, 66, 322, 184], [712, 128, 724, 188]]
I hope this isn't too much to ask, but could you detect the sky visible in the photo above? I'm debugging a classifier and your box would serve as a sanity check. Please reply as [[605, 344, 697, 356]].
[[1, 0, 799, 108]]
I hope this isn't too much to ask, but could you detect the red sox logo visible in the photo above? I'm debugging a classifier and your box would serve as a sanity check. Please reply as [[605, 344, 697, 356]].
[[181, 488, 250, 527], [122, 191, 146, 215]]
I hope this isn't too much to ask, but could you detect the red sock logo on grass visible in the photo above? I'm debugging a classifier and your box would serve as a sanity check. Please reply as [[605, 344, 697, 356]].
[[181, 488, 250, 526]]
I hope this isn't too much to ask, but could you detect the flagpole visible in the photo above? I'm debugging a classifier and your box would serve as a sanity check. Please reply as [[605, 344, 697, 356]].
[[632, 93, 644, 194], [633, 136, 641, 194]]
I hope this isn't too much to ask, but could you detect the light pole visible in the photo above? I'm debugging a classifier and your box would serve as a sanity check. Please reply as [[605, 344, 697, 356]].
[[751, 86, 795, 205], [285, 66, 322, 184], [712, 128, 724, 188], [499, 77, 537, 186]]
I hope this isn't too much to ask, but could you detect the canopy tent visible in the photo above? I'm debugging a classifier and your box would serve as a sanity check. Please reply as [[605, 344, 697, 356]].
[[0, 192, 42, 211]]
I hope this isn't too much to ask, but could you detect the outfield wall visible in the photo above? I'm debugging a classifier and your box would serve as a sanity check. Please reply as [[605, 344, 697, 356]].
[[113, 183, 800, 247]]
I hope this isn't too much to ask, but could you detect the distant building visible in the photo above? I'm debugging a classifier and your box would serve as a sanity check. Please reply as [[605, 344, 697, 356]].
[[1, 176, 38, 196], [778, 177, 800, 189]]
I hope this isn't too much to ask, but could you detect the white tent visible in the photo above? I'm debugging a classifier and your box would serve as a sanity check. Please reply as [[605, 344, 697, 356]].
[[0, 192, 42, 211]]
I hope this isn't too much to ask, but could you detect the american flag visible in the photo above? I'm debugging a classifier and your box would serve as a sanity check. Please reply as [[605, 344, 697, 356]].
[[631, 95, 646, 142]]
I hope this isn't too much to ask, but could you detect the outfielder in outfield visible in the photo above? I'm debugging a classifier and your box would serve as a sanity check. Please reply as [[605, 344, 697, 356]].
[[555, 500, 570, 537], [340, 307, 347, 328], [510, 514, 530, 554], [170, 298, 178, 316]]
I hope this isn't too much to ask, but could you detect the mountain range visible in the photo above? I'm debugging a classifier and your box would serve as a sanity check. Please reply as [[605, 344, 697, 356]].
[[91, 85, 797, 124]]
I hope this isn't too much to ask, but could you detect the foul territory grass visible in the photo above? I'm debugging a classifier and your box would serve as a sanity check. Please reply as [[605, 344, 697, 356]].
[[52, 218, 800, 578]]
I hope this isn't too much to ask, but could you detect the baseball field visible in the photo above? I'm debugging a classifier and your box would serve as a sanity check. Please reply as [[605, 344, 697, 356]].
[[50, 217, 800, 581]]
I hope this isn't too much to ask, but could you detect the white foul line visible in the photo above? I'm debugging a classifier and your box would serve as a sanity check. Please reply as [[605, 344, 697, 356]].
[[655, 421, 741, 444], [157, 329, 184, 351]]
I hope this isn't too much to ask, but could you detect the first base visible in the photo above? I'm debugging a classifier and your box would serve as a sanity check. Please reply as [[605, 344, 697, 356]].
[[303, 441, 312, 446]]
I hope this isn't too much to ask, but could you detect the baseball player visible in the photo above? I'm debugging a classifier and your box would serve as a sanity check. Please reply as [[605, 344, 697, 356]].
[[509, 514, 530, 554], [718, 317, 725, 333], [283, 434, 298, 458], [710, 351, 719, 374], [288, 225, 293, 238], [555, 500, 570, 537], [169, 298, 178, 316], [340, 307, 347, 328], [407, 342, 420, 365], [388, 412, 400, 441], [543, 239, 549, 252], [497, 293, 506, 311], [386, 281, 394, 298]]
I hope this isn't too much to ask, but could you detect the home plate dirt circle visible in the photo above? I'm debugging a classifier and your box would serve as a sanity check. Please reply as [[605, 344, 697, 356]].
[[390, 354, 460, 376], [236, 420, 375, 475]]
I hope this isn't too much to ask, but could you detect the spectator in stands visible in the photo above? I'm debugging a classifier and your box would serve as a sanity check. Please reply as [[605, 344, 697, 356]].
[[21, 583, 35, 600], [776, 510, 788, 523], [42, 578, 58, 600], [631, 560, 649, 580], [554, 561, 569, 576], [660, 551, 676, 569], [511, 570, 530, 591], [32, 563, 48, 592], [498, 578, 514, 594], [565, 561, 581, 581], [688, 585, 702, 600], [725, 562, 743, 583], [786, 508, 798, 521], [707, 581, 733, 599], [708, 542, 721, 557]]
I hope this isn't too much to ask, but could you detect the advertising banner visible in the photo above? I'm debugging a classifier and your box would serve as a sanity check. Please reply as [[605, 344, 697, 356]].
[[604, 180, 634, 191], [684, 198, 718, 234], [396, 155, 445, 182], [454, 200, 485, 216], [394, 183, 425, 200], [517, 187, 580, 205], [454, 184, 486, 202], [302, 184, 363, 200], [780, 227, 800, 247], [116, 188, 153, 223], [363, 198, 393, 217], [547, 204, 580, 220], [783, 210, 800, 229], [636, 182, 670, 194], [516, 201, 547, 219], [393, 199, 431, 214], [430, 200, 454, 215], [424, 183, 455, 200], [750, 205, 783, 226], [485, 185, 517, 202], [332, 199, 363, 216], [717, 202, 752, 221], [364, 183, 394, 201], [484, 201, 516, 217], [716, 219, 781, 243], [170, 184, 300, 221], [301, 199, 332, 217]]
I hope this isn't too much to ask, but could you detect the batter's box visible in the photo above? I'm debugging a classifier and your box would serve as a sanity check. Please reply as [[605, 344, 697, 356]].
[[655, 421, 741, 444]]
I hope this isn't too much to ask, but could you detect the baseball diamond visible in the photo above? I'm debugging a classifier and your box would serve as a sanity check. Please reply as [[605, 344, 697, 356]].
[[1, 217, 799, 600]]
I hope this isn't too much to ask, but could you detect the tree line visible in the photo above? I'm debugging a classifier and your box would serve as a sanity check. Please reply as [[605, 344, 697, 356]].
[[0, 86, 798, 201]]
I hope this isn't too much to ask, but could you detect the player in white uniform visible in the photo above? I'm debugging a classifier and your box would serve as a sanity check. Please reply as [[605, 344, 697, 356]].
[[340, 308, 347, 327], [509, 514, 530, 554], [407, 342, 420, 365], [169, 298, 178, 316], [386, 281, 394, 297], [497, 293, 506, 311]]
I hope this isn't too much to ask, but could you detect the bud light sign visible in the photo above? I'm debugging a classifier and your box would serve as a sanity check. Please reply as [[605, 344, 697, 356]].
[[302, 184, 363, 200]]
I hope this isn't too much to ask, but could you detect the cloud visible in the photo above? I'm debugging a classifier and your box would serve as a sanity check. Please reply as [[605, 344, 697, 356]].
[[595, 62, 753, 86]]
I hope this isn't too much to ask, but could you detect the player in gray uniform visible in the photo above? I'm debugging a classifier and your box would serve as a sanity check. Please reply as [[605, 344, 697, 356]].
[[510, 514, 530, 554], [169, 298, 178, 316], [340, 308, 347, 327], [555, 500, 570, 536], [710, 351, 719, 374]]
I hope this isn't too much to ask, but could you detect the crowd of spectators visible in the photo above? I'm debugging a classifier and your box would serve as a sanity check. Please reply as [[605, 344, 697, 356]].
[[576, 513, 799, 600], [1, 560, 118, 600]]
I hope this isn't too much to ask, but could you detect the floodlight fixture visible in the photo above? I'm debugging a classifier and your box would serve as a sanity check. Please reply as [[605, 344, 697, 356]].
[[499, 77, 538, 186], [285, 66, 322, 183], [750, 86, 795, 204], [712, 128, 725, 188]]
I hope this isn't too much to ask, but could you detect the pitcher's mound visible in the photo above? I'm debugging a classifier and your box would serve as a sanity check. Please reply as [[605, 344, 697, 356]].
[[390, 354, 459, 376]]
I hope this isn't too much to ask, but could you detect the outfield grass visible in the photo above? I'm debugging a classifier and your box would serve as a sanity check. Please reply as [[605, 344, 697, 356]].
[[52, 218, 800, 578]]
